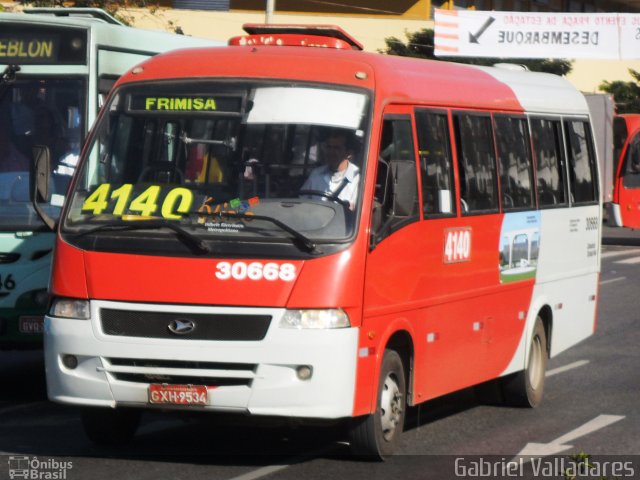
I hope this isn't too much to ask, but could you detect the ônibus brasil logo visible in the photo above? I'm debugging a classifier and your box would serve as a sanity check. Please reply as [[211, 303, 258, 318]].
[[7, 456, 73, 479]]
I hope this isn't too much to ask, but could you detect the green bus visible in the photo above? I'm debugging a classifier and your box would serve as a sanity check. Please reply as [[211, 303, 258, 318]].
[[0, 8, 221, 348]]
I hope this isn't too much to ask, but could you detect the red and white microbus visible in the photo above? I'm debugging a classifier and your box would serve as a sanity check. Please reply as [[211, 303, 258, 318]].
[[38, 25, 601, 458], [611, 114, 640, 228]]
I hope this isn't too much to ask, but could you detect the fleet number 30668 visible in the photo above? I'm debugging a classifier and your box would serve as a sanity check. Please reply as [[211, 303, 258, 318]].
[[215, 261, 297, 281]]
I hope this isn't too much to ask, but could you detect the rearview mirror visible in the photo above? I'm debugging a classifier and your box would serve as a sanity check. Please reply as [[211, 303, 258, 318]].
[[31, 145, 56, 230], [32, 145, 51, 202]]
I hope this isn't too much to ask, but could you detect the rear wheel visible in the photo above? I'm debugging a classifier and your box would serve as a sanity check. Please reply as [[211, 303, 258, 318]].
[[81, 407, 141, 446], [502, 316, 548, 407], [349, 349, 406, 459]]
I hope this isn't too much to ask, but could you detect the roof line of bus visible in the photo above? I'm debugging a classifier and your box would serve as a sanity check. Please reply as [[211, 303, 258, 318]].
[[119, 45, 589, 116]]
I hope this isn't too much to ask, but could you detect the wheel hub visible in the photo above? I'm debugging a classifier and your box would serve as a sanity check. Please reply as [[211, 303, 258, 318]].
[[380, 374, 403, 440]]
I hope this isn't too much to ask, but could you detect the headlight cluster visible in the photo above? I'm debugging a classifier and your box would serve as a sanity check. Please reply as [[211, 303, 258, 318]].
[[279, 309, 350, 329], [16, 289, 49, 309], [49, 298, 90, 319]]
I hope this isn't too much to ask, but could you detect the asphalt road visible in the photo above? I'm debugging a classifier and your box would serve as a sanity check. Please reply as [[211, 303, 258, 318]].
[[1, 227, 638, 480]]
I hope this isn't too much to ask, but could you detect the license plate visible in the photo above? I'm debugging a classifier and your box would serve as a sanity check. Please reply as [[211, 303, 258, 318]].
[[148, 384, 208, 405], [18, 316, 44, 334]]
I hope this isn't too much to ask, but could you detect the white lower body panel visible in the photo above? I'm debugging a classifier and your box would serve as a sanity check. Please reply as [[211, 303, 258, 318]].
[[44, 300, 359, 419], [501, 205, 600, 376]]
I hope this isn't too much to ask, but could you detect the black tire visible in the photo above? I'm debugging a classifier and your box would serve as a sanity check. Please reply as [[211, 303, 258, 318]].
[[502, 316, 548, 407], [81, 407, 141, 446], [349, 349, 406, 460]]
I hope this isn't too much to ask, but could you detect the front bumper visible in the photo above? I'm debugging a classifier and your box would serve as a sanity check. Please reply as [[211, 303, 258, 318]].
[[44, 300, 359, 419]]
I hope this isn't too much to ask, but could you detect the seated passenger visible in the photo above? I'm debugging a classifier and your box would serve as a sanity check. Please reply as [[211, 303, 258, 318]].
[[629, 149, 640, 174], [185, 144, 225, 184], [32, 106, 69, 162], [0, 117, 29, 173], [300, 129, 359, 210]]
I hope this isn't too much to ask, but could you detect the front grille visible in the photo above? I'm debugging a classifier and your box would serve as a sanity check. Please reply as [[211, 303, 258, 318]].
[[111, 373, 250, 386], [31, 249, 52, 261], [0, 253, 20, 264], [108, 358, 254, 370], [100, 308, 271, 341], [104, 357, 257, 387]]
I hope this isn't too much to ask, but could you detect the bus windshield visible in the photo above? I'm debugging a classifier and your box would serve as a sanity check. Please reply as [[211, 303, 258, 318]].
[[0, 77, 85, 230], [63, 81, 369, 255]]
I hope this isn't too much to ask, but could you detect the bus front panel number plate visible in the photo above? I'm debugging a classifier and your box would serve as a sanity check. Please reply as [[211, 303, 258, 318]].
[[18, 316, 44, 334], [148, 384, 208, 405]]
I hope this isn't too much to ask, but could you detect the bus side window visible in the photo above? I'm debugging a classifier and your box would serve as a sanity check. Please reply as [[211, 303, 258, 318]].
[[531, 118, 567, 207], [453, 113, 499, 214], [494, 115, 533, 210], [372, 116, 419, 241], [415, 109, 455, 216], [622, 136, 640, 188], [565, 120, 598, 204]]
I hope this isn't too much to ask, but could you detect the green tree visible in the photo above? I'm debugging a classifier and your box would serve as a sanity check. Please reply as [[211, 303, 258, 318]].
[[599, 69, 640, 113], [381, 28, 573, 76]]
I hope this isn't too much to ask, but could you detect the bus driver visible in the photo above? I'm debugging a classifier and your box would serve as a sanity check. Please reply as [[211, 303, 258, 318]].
[[300, 129, 359, 210]]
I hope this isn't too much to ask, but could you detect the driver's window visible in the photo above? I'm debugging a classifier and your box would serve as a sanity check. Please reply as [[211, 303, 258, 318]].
[[372, 116, 419, 242]]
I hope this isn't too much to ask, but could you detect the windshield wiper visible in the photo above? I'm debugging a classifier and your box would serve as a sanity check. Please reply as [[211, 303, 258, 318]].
[[75, 219, 211, 255], [220, 212, 318, 254], [1, 65, 20, 85]]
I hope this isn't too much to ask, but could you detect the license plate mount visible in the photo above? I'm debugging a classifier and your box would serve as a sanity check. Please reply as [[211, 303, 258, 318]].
[[18, 316, 44, 334], [148, 384, 208, 406]]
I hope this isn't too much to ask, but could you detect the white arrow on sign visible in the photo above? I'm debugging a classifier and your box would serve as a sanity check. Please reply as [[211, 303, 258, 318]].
[[511, 415, 625, 463]]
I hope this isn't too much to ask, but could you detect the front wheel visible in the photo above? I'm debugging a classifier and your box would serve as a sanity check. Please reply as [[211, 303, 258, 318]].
[[349, 349, 406, 459], [502, 316, 548, 407]]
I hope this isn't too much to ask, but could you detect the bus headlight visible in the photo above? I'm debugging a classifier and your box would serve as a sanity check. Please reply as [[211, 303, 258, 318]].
[[280, 309, 350, 329], [16, 289, 49, 309], [49, 298, 90, 320]]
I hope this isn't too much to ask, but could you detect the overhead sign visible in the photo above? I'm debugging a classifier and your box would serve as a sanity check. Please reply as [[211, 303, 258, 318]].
[[434, 9, 640, 59], [0, 25, 87, 65], [129, 95, 242, 113], [0, 35, 58, 63]]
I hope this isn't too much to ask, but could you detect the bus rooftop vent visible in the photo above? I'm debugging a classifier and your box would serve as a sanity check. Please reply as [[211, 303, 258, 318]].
[[229, 23, 364, 51], [493, 63, 529, 71]]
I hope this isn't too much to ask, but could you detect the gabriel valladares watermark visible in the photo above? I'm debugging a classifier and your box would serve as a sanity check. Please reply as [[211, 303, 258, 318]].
[[7, 456, 73, 480], [454, 456, 636, 478]]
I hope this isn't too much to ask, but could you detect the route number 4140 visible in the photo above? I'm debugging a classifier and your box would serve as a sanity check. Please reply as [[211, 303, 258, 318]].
[[443, 228, 472, 264]]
